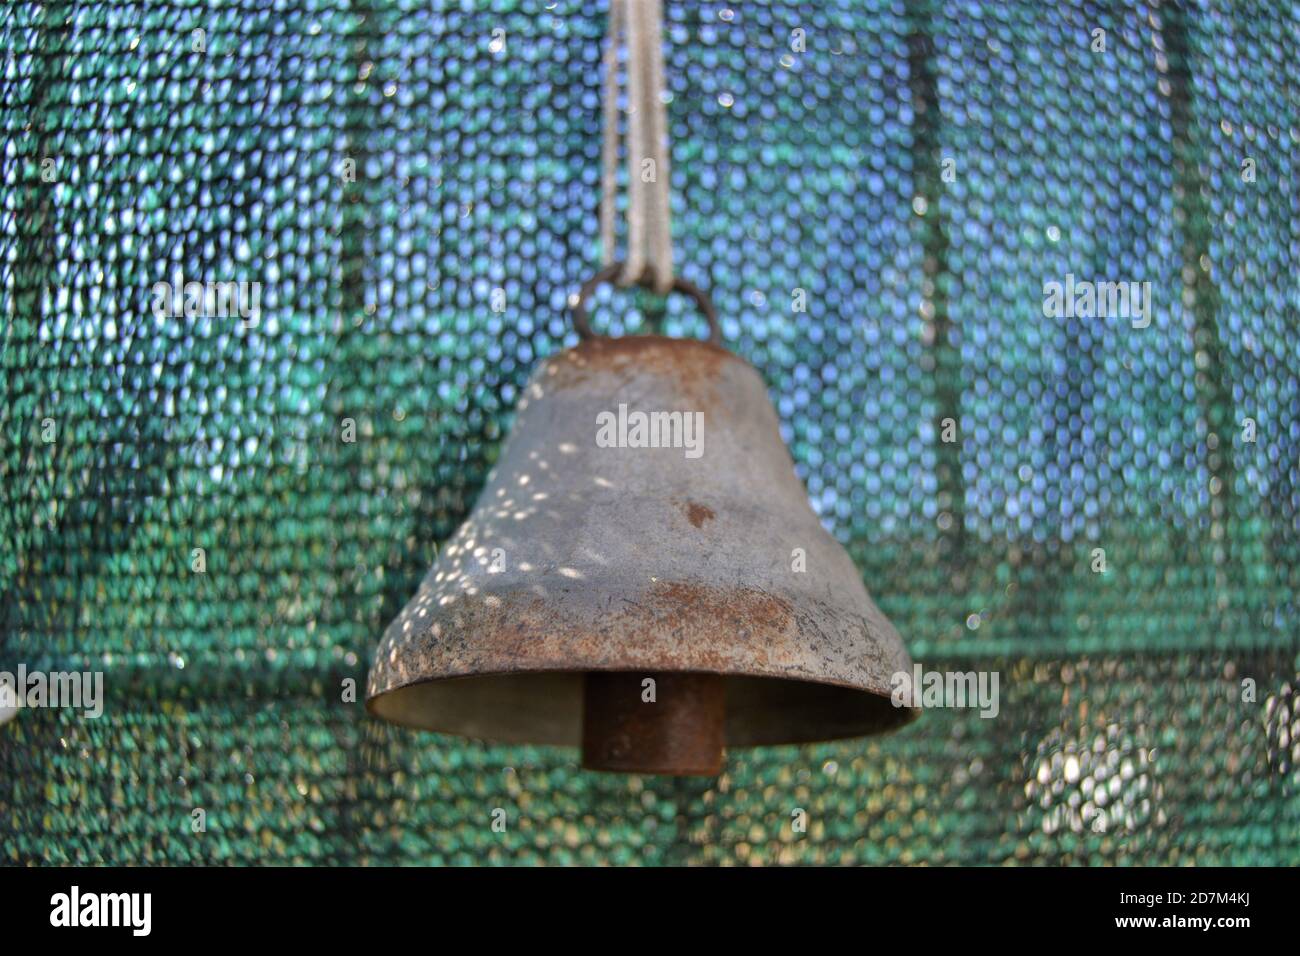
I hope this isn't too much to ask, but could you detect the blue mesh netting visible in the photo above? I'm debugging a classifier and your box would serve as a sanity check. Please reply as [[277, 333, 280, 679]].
[[1, 1, 1298, 864]]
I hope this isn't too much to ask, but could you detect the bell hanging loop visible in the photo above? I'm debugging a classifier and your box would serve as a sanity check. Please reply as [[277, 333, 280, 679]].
[[569, 261, 723, 346]]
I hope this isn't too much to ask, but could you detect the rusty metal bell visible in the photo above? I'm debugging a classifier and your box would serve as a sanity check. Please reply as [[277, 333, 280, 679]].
[[367, 277, 916, 775]]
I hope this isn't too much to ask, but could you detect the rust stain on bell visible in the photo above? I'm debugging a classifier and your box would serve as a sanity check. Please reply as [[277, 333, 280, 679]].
[[685, 501, 714, 529], [367, 334, 917, 774]]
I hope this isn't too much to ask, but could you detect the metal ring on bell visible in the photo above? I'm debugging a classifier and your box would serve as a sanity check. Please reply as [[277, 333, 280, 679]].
[[570, 262, 722, 346]]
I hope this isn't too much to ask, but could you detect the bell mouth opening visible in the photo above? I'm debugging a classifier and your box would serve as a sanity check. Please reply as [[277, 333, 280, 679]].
[[366, 668, 917, 757]]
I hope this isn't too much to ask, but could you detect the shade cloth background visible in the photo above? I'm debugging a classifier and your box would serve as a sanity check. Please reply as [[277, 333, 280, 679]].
[[1, 0, 1297, 864]]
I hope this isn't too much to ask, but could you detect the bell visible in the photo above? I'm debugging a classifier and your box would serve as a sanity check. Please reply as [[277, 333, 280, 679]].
[[367, 276, 916, 774]]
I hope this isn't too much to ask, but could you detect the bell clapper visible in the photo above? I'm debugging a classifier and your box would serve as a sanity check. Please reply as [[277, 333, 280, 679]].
[[581, 671, 725, 775]]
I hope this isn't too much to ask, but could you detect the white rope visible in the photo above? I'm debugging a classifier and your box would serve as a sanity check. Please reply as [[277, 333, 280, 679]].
[[640, 0, 672, 291], [600, 0, 674, 295], [599, 0, 623, 271]]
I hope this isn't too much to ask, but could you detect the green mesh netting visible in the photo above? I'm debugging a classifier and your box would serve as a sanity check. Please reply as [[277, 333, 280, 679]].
[[2, 0, 1298, 865]]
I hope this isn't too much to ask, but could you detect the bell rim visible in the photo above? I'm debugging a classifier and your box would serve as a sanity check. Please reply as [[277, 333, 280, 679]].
[[365, 664, 920, 749]]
